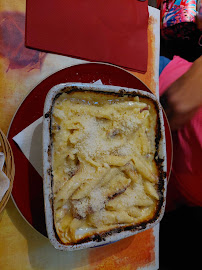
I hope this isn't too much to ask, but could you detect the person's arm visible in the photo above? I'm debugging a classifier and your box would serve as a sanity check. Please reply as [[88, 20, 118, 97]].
[[196, 14, 202, 30], [160, 56, 202, 131], [196, 0, 202, 31]]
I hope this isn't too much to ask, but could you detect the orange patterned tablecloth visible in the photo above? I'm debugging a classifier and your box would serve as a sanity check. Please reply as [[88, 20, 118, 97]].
[[0, 1, 160, 269]]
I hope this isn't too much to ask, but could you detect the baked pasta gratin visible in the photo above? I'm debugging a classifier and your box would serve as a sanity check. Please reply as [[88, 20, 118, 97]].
[[50, 88, 165, 245]]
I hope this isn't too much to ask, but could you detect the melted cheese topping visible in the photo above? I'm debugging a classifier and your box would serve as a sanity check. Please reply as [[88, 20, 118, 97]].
[[51, 91, 160, 244]]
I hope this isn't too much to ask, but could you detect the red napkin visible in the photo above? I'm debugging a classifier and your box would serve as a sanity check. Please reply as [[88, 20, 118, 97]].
[[25, 0, 149, 73]]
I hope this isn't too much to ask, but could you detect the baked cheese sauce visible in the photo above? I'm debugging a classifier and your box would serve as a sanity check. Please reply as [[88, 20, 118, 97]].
[[51, 91, 160, 244]]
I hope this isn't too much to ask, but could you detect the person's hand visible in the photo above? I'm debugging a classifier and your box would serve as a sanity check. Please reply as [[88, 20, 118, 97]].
[[196, 13, 202, 31], [160, 56, 202, 131]]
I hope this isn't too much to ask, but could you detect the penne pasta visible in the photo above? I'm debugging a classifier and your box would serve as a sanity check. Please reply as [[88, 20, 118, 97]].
[[144, 181, 159, 200], [132, 155, 158, 183], [101, 155, 132, 166], [89, 210, 135, 227], [71, 167, 109, 200]]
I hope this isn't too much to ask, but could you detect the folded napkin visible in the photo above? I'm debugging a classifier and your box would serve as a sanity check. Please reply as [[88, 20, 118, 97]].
[[0, 152, 4, 170], [13, 117, 43, 177], [25, 0, 149, 73], [0, 152, 10, 202]]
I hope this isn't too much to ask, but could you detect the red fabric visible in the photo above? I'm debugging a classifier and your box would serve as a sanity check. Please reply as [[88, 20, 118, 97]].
[[160, 56, 202, 210], [25, 0, 148, 73]]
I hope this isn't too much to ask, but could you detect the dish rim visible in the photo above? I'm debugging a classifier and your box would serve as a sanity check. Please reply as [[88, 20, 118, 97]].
[[43, 82, 167, 251]]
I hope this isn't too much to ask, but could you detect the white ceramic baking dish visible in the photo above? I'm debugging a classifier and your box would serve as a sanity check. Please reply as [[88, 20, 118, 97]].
[[43, 83, 167, 251]]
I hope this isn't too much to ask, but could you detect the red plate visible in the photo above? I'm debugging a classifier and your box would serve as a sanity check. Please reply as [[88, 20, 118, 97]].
[[8, 63, 172, 236]]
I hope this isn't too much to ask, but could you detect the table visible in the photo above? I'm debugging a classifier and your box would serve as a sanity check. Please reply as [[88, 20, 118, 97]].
[[0, 1, 160, 269]]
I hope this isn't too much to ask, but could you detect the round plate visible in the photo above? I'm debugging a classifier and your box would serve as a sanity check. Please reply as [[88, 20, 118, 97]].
[[8, 63, 172, 236]]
